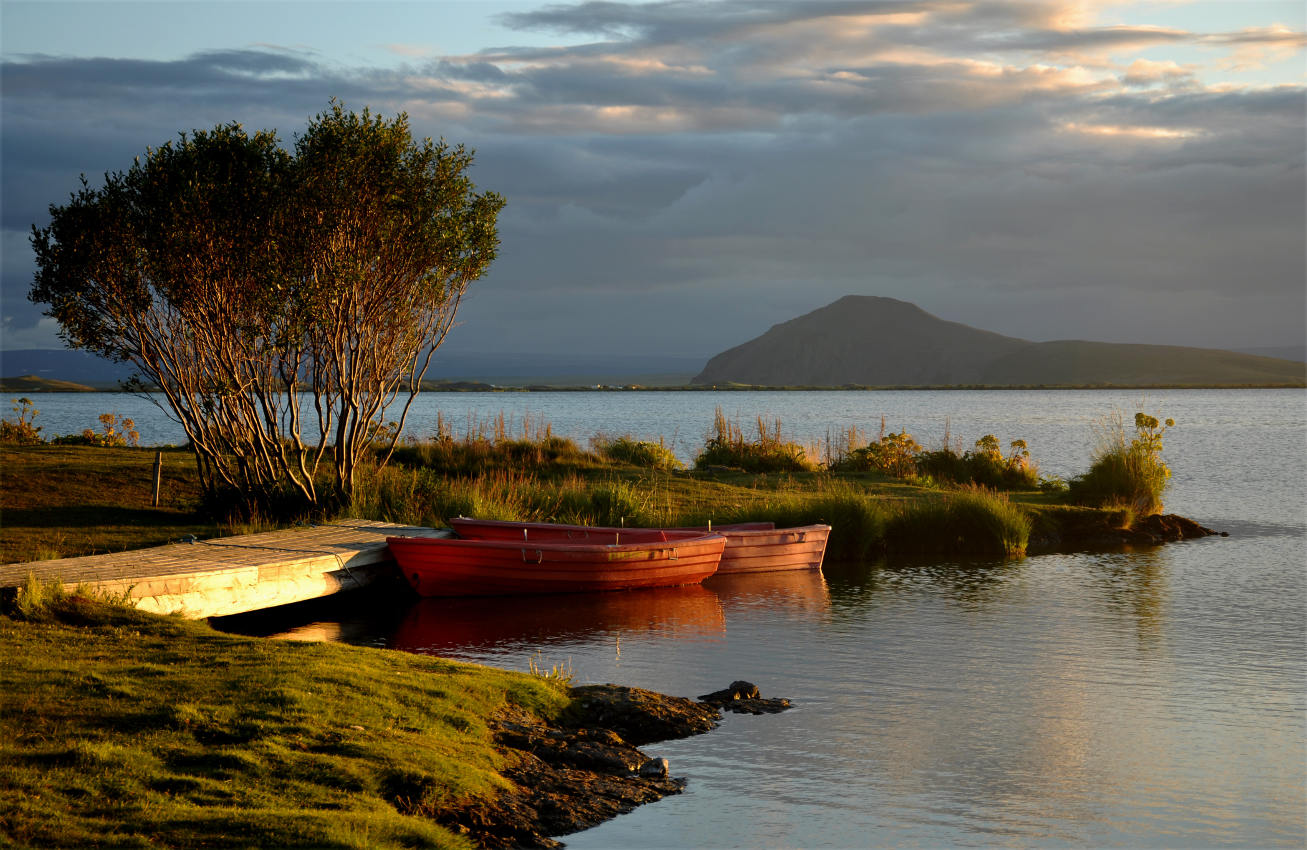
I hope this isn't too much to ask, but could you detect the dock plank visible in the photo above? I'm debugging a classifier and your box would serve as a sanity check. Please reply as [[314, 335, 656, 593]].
[[0, 519, 447, 618]]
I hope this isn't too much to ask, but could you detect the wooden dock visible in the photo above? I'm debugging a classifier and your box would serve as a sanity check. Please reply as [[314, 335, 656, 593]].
[[0, 520, 448, 619]]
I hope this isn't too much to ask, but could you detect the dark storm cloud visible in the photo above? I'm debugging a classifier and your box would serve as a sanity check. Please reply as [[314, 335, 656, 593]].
[[3, 1, 1304, 354]]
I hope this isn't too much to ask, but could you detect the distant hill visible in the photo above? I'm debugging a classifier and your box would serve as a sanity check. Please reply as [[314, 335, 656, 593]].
[[0, 348, 703, 388], [0, 374, 98, 393], [1234, 344, 1306, 363], [0, 349, 136, 389], [692, 296, 1307, 387]]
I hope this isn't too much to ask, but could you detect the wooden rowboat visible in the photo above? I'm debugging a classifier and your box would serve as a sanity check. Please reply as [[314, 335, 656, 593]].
[[386, 532, 725, 597], [450, 517, 831, 575]]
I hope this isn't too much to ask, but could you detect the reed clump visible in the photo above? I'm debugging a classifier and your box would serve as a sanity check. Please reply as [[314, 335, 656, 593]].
[[591, 434, 682, 470], [695, 408, 815, 473], [1067, 411, 1173, 516], [352, 463, 663, 530], [388, 411, 599, 475], [884, 486, 1032, 558]]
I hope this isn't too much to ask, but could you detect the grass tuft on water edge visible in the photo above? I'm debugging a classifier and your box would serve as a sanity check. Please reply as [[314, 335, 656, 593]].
[[885, 486, 1032, 558]]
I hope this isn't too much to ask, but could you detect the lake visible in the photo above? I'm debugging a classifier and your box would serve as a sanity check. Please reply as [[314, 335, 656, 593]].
[[30, 389, 1307, 846]]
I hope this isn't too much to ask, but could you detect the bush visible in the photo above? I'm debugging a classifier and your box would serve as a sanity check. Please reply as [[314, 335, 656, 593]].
[[48, 412, 140, 448], [593, 434, 682, 470], [828, 430, 921, 477], [0, 398, 44, 445], [916, 435, 1040, 489], [695, 409, 814, 473], [1068, 411, 1173, 515]]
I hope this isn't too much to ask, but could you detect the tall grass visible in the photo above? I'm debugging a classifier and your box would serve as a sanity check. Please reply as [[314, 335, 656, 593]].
[[388, 411, 599, 475], [352, 462, 665, 530], [591, 434, 682, 470], [884, 487, 1032, 558], [1068, 411, 1173, 515], [695, 408, 815, 473]]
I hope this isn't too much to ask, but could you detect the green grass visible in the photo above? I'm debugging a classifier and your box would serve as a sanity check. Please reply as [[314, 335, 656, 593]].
[[1, 591, 570, 849], [884, 487, 1033, 558], [0, 445, 221, 563]]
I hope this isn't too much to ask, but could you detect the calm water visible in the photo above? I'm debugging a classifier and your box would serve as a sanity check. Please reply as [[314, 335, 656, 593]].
[[93, 389, 1305, 847]]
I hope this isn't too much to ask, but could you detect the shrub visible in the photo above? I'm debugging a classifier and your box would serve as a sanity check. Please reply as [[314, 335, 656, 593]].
[[829, 430, 922, 477], [694, 409, 814, 473], [49, 412, 140, 448], [917, 435, 1040, 489], [1068, 411, 1173, 515], [593, 434, 682, 470], [0, 398, 45, 445]]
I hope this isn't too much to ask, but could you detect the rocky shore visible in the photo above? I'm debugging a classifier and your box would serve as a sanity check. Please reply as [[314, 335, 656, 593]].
[[1031, 512, 1222, 553], [439, 681, 789, 848]]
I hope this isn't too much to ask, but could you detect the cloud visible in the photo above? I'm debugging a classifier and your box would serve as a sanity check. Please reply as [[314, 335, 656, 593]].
[[2, 1, 1304, 354], [1203, 24, 1307, 71]]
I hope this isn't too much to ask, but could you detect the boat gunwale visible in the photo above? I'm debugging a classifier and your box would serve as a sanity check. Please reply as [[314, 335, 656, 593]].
[[387, 531, 726, 555]]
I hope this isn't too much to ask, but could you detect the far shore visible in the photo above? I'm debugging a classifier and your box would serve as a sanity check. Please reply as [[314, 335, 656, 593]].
[[4, 377, 1306, 393]]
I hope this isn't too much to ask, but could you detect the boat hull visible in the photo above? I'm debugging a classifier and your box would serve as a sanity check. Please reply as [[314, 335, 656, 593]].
[[387, 533, 725, 597], [450, 518, 830, 575]]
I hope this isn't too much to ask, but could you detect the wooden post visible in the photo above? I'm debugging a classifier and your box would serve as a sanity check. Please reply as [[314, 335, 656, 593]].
[[151, 451, 163, 507]]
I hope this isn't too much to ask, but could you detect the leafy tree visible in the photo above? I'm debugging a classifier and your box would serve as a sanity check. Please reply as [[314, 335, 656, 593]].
[[30, 103, 503, 514]]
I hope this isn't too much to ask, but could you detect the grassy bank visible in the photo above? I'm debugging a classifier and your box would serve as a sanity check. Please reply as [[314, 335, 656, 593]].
[[2, 404, 1184, 564], [0, 589, 569, 849], [1, 444, 1063, 564], [0, 445, 232, 563]]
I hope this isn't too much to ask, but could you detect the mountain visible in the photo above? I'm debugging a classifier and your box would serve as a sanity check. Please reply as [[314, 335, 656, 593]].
[[692, 296, 1307, 387]]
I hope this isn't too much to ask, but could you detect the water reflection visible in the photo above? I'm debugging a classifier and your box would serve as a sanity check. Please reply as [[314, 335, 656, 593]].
[[822, 554, 1025, 613], [390, 583, 727, 658], [1084, 547, 1170, 650], [704, 569, 831, 618]]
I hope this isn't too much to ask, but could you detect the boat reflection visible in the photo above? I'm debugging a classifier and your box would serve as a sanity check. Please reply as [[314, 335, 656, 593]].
[[706, 567, 831, 617], [389, 583, 726, 656]]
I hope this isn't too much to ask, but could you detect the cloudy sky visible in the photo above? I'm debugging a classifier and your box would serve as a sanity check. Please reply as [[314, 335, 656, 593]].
[[2, 0, 1304, 362]]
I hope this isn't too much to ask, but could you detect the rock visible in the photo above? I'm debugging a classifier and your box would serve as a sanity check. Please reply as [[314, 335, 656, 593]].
[[699, 680, 792, 715], [1029, 510, 1221, 552], [639, 757, 670, 778], [722, 696, 792, 715], [566, 684, 721, 745], [698, 680, 760, 702]]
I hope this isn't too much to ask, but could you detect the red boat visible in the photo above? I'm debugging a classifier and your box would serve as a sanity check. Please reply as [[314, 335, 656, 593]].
[[450, 517, 831, 575], [386, 530, 725, 597]]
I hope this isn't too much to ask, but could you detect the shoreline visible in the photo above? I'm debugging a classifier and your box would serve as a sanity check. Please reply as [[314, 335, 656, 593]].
[[0, 594, 786, 849], [443, 682, 788, 848], [4, 381, 1305, 393]]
